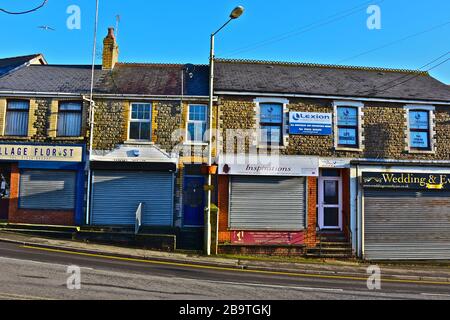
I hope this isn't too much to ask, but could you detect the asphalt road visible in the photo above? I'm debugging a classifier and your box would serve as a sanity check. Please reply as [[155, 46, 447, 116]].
[[0, 241, 449, 300]]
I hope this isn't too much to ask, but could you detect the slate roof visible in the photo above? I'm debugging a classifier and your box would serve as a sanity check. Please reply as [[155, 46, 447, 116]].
[[0, 54, 46, 77], [95, 63, 209, 96], [0, 64, 105, 94], [214, 59, 450, 103]]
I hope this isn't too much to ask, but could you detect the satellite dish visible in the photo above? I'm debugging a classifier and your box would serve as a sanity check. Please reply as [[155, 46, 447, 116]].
[[184, 64, 195, 79]]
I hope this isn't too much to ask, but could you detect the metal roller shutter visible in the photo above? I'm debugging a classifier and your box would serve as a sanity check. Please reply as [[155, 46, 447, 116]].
[[229, 176, 305, 231], [364, 189, 450, 260], [19, 170, 76, 210], [91, 171, 174, 226]]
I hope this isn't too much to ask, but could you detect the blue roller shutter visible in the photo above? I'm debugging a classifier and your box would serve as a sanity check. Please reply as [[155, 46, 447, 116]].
[[91, 171, 174, 226], [19, 170, 76, 210]]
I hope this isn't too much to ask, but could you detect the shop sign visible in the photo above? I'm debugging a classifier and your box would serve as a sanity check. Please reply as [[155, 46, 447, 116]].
[[218, 155, 319, 177], [231, 231, 304, 245], [362, 172, 450, 190], [0, 144, 83, 162], [289, 112, 332, 135]]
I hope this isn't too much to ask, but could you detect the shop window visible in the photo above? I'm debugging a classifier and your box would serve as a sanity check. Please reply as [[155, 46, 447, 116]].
[[337, 106, 358, 147], [5, 100, 29, 136], [129, 103, 152, 141], [259, 103, 283, 146], [186, 104, 208, 143], [408, 110, 431, 150], [57, 102, 82, 137]]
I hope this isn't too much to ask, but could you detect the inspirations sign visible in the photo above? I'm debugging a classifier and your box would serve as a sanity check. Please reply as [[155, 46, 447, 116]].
[[0, 144, 83, 162], [289, 112, 332, 136], [362, 172, 450, 190]]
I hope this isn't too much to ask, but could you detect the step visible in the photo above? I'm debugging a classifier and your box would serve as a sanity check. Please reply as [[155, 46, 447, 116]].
[[305, 253, 353, 259], [319, 242, 352, 247]]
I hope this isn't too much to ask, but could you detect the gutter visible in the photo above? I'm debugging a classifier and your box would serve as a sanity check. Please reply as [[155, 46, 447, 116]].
[[0, 91, 215, 101], [215, 90, 450, 106]]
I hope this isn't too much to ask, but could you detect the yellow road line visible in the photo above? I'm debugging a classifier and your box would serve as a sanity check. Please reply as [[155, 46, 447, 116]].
[[21, 245, 450, 286], [0, 292, 54, 300]]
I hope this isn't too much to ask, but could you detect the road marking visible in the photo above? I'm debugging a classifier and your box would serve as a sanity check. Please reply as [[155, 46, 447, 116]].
[[21, 245, 450, 286], [0, 292, 54, 300], [421, 293, 450, 298], [0, 256, 94, 271], [204, 279, 345, 293]]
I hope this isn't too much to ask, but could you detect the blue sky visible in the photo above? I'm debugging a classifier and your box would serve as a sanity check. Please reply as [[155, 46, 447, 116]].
[[1, 0, 449, 83]]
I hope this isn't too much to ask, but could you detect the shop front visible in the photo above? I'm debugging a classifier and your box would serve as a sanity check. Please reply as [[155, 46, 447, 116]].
[[217, 155, 319, 253], [0, 143, 85, 226], [89, 145, 177, 228], [355, 163, 450, 260]]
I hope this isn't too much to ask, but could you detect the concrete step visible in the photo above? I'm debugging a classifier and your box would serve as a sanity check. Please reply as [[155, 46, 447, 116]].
[[0, 223, 79, 233], [305, 253, 353, 259]]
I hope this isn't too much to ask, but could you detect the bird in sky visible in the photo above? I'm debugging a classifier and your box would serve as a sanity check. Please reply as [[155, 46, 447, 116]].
[[37, 25, 55, 31]]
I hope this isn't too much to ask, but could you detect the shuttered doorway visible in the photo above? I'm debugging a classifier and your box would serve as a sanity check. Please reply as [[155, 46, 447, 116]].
[[364, 189, 450, 260], [19, 170, 76, 210], [91, 171, 174, 226], [229, 176, 305, 230]]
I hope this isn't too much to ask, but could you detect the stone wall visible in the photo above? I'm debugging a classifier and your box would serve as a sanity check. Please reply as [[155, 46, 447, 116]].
[[92, 99, 125, 150], [218, 96, 450, 161]]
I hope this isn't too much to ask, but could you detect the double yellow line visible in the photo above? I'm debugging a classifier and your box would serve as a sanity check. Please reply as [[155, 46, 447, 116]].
[[22, 245, 450, 286]]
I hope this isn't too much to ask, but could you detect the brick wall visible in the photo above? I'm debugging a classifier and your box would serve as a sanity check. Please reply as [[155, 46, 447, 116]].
[[305, 177, 318, 247], [217, 175, 230, 243], [8, 164, 74, 225]]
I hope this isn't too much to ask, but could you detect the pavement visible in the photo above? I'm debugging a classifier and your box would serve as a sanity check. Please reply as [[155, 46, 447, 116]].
[[0, 230, 449, 284]]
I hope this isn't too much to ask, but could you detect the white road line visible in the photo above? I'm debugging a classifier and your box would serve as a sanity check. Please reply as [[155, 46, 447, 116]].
[[204, 279, 345, 293], [421, 293, 450, 298], [0, 256, 94, 271]]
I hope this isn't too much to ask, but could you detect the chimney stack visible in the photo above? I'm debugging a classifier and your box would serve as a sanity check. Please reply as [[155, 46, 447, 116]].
[[102, 27, 119, 70]]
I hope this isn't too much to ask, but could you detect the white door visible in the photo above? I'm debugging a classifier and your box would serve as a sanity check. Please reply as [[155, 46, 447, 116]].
[[318, 176, 342, 230]]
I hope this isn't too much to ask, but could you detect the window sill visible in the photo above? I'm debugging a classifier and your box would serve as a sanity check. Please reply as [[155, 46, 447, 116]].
[[0, 136, 30, 140], [184, 142, 209, 147], [124, 140, 155, 146], [256, 145, 287, 150], [52, 136, 85, 141], [335, 146, 363, 152], [407, 149, 436, 155]]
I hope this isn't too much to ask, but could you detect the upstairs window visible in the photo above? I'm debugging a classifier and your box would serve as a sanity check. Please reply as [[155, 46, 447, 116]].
[[57, 102, 82, 137], [129, 103, 152, 141], [337, 106, 359, 147], [186, 105, 208, 143], [5, 100, 29, 136], [409, 110, 431, 150], [259, 103, 283, 146]]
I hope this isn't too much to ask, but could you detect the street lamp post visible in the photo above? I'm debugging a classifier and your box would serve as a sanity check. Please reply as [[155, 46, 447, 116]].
[[205, 6, 244, 255]]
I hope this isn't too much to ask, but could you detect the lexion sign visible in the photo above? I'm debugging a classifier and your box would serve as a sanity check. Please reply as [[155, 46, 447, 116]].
[[362, 172, 450, 190], [0, 144, 83, 162]]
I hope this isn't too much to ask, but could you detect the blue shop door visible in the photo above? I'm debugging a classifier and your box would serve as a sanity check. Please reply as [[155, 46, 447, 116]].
[[183, 176, 205, 227]]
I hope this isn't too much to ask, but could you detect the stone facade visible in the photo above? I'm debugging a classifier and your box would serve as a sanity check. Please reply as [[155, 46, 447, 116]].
[[217, 96, 450, 161]]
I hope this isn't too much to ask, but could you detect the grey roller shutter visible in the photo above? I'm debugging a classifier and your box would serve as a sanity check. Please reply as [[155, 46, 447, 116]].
[[91, 171, 174, 226], [364, 189, 450, 260], [19, 170, 76, 210], [229, 176, 305, 231]]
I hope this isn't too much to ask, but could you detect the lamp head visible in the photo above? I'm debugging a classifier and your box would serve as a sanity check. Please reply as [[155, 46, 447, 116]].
[[230, 6, 244, 19]]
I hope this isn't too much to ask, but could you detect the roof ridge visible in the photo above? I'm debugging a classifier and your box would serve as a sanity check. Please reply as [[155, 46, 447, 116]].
[[117, 62, 208, 67], [216, 58, 429, 75]]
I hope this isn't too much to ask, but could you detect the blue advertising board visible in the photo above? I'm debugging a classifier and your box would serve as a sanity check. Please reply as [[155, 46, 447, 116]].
[[289, 112, 332, 135]]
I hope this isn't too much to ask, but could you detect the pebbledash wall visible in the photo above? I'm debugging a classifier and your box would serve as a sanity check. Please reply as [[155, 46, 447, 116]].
[[216, 95, 450, 254], [0, 97, 89, 225]]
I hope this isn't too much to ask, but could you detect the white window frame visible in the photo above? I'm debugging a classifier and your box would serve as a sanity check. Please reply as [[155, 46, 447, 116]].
[[57, 101, 83, 137], [185, 104, 208, 145], [128, 103, 152, 142], [333, 101, 364, 152], [254, 97, 289, 148], [404, 105, 436, 154]]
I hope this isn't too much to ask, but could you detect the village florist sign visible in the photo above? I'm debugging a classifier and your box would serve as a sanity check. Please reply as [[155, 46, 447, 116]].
[[218, 155, 319, 177], [0, 144, 83, 162], [289, 112, 332, 136], [362, 172, 450, 190]]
